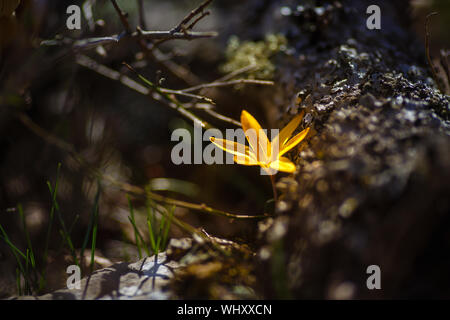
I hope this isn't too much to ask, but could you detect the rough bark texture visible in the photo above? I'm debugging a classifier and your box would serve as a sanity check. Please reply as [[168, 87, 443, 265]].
[[8, 0, 449, 300], [248, 0, 450, 299]]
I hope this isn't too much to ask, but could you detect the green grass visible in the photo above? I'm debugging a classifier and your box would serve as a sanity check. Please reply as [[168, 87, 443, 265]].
[[81, 181, 101, 272], [0, 163, 102, 296], [127, 193, 174, 257], [0, 163, 175, 296], [0, 208, 39, 295]]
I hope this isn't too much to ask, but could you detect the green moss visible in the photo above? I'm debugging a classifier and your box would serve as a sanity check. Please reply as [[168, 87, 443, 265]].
[[220, 34, 287, 80]]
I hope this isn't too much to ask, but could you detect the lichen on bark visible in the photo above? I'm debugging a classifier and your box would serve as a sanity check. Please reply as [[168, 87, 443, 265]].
[[240, 0, 450, 299]]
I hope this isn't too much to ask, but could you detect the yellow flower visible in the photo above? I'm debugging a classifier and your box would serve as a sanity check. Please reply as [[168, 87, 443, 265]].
[[210, 110, 310, 175]]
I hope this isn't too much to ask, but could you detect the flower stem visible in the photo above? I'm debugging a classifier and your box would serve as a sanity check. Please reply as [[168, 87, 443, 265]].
[[269, 174, 278, 202]]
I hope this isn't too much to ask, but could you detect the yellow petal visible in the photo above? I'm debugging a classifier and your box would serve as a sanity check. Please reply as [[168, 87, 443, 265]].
[[270, 112, 303, 161], [233, 155, 259, 166], [279, 127, 310, 157], [269, 157, 296, 173], [241, 110, 270, 161], [278, 111, 304, 147], [209, 137, 256, 162]]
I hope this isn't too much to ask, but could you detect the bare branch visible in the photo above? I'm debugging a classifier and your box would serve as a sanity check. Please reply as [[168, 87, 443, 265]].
[[171, 0, 213, 33], [158, 88, 215, 104], [41, 36, 120, 51], [76, 54, 209, 127], [108, 0, 203, 85], [193, 104, 242, 126], [186, 10, 211, 30], [135, 28, 217, 41], [149, 47, 202, 85], [137, 0, 147, 30], [122, 62, 211, 128], [76, 54, 148, 94], [110, 0, 131, 33], [180, 79, 274, 93], [216, 64, 259, 82]]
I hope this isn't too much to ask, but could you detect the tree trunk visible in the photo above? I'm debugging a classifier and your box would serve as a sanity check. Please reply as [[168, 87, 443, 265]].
[[245, 0, 450, 299]]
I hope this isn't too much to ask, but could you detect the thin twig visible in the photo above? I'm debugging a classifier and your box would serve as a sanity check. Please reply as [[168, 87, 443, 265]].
[[183, 64, 264, 127], [137, 0, 147, 30], [150, 47, 201, 85], [158, 88, 215, 104], [192, 104, 241, 126], [186, 10, 211, 30], [136, 28, 217, 41], [180, 79, 274, 93], [76, 54, 209, 128], [216, 64, 259, 82], [41, 36, 120, 51], [153, 7, 212, 47], [104, 175, 269, 220], [109, 0, 203, 85], [123, 62, 212, 128], [76, 55, 265, 128], [110, 0, 131, 33], [171, 0, 213, 33]]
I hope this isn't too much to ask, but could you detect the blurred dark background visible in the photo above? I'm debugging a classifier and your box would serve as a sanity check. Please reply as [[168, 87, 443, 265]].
[[0, 0, 448, 297]]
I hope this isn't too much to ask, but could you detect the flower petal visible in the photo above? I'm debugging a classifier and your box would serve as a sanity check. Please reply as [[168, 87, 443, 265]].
[[279, 111, 304, 147], [269, 157, 297, 173], [209, 137, 256, 162], [233, 155, 259, 166], [270, 111, 304, 161], [278, 127, 310, 157], [241, 110, 270, 162]]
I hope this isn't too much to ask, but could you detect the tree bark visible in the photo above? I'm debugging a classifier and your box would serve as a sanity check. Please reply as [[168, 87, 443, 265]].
[[244, 0, 450, 298]]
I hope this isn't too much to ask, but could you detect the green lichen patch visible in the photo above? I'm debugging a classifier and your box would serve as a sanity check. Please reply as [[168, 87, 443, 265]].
[[220, 34, 287, 80]]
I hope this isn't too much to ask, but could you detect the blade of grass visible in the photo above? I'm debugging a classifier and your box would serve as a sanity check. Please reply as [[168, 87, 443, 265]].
[[127, 215, 150, 257], [146, 205, 157, 253], [68, 214, 80, 235], [127, 194, 142, 259], [16, 268, 22, 296], [48, 181, 79, 267], [155, 218, 162, 255], [18, 204, 36, 270], [57, 228, 79, 266], [43, 163, 61, 267], [18, 203, 40, 291], [0, 229, 36, 295], [128, 195, 151, 257], [90, 217, 98, 272], [90, 192, 100, 272], [81, 181, 101, 268], [147, 192, 157, 237], [0, 224, 27, 260], [0, 223, 36, 292], [25, 249, 29, 282], [155, 207, 169, 255], [161, 205, 174, 251]]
